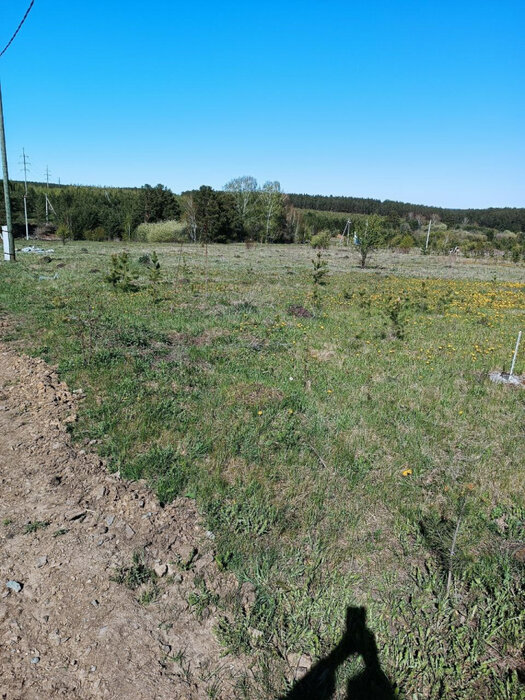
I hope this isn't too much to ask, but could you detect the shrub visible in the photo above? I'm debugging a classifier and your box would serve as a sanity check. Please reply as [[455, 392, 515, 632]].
[[397, 234, 415, 252], [134, 220, 187, 243], [310, 230, 331, 249], [56, 225, 71, 245]]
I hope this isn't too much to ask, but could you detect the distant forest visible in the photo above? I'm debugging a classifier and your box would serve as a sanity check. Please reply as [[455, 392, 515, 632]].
[[288, 193, 525, 232]]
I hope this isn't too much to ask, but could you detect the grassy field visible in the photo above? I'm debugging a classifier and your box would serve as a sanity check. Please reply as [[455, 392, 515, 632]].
[[1, 241, 524, 699]]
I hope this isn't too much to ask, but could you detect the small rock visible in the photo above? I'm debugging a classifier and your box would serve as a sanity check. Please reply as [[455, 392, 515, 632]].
[[162, 644, 171, 654], [35, 556, 48, 568], [30, 656, 40, 664], [91, 599, 99, 607], [205, 530, 215, 540], [93, 485, 107, 499], [6, 581, 22, 593], [154, 563, 168, 578], [90, 665, 97, 672], [287, 652, 313, 679], [125, 524, 135, 539], [105, 515, 115, 527]]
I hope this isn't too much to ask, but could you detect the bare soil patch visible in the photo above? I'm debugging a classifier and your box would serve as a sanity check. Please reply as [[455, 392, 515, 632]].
[[0, 343, 246, 699]]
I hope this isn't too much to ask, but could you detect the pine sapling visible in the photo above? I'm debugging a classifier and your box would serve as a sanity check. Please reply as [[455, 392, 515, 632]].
[[312, 250, 329, 309]]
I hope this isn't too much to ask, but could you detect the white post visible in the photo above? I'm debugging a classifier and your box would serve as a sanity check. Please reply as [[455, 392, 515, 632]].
[[2, 224, 14, 261], [509, 331, 522, 378], [425, 219, 432, 251], [22, 147, 29, 239]]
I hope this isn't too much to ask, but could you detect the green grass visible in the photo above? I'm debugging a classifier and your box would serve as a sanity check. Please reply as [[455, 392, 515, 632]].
[[111, 550, 157, 590], [23, 520, 50, 534], [1, 241, 524, 698]]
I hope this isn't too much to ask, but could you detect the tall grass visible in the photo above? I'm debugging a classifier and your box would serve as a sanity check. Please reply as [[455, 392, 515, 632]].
[[134, 220, 188, 243]]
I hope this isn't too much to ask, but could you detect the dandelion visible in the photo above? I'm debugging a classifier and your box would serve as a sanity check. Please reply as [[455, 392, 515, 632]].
[[257, 410, 263, 415], [402, 468, 412, 477]]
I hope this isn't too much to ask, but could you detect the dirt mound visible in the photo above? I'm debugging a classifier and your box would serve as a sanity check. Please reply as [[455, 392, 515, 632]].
[[0, 343, 247, 699]]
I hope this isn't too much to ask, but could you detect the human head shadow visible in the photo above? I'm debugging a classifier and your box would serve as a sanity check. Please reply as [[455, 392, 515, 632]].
[[278, 606, 397, 700]]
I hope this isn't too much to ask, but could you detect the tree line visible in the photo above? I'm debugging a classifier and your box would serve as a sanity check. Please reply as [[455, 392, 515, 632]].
[[2, 178, 523, 244], [1, 177, 304, 243], [288, 193, 525, 233]]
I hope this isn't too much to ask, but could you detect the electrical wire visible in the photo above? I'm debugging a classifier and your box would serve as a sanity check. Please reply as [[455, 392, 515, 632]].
[[0, 0, 35, 59]]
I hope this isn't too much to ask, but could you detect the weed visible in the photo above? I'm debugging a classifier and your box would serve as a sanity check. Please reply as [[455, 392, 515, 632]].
[[215, 616, 252, 655], [188, 577, 219, 620], [111, 551, 156, 590], [53, 528, 69, 537], [139, 582, 161, 605], [24, 520, 50, 534], [175, 546, 198, 571]]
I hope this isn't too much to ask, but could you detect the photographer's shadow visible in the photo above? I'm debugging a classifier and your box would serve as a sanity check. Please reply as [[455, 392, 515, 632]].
[[279, 606, 397, 700]]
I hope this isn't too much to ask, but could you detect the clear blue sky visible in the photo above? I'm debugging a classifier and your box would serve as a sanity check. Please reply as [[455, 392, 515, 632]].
[[1, 0, 523, 208]]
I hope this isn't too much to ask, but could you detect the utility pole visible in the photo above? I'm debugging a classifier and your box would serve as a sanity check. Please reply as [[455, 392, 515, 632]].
[[45, 165, 50, 223], [21, 147, 30, 239], [0, 82, 15, 261], [425, 218, 432, 253]]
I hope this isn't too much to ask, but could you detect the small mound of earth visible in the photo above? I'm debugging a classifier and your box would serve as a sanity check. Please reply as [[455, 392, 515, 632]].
[[0, 341, 247, 699], [287, 305, 313, 318]]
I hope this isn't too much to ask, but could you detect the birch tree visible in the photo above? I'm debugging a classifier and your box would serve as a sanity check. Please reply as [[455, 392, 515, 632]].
[[224, 175, 258, 237], [181, 193, 198, 242], [261, 180, 283, 243]]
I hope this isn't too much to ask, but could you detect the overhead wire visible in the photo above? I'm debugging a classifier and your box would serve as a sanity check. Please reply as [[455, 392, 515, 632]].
[[0, 0, 35, 59]]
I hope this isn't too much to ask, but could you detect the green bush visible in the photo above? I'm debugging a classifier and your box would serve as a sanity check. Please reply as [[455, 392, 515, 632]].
[[390, 233, 415, 251], [397, 234, 415, 252], [310, 230, 331, 249], [134, 220, 188, 243]]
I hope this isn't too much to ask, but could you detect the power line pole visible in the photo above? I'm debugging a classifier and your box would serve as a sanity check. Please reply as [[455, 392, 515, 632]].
[[21, 147, 30, 239], [0, 82, 15, 261], [45, 165, 50, 223], [425, 218, 432, 253]]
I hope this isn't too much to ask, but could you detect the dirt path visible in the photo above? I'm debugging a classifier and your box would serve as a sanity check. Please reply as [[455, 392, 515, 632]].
[[0, 341, 248, 699]]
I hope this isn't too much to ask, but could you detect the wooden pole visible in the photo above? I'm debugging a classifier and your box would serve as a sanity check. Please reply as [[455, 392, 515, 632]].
[[425, 219, 432, 252]]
